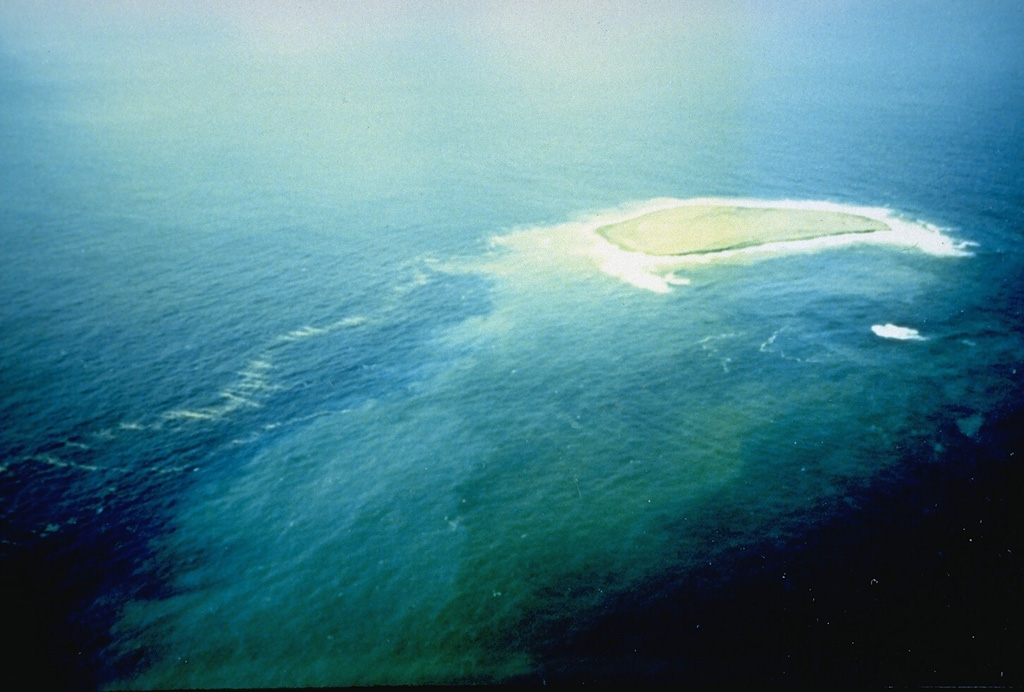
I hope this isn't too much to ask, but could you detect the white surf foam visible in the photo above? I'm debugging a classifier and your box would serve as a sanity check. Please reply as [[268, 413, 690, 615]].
[[280, 325, 329, 342], [871, 323, 926, 340], [162, 408, 220, 421]]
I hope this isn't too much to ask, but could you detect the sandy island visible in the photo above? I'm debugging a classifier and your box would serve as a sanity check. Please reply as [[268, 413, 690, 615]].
[[490, 198, 969, 294], [595, 205, 891, 256]]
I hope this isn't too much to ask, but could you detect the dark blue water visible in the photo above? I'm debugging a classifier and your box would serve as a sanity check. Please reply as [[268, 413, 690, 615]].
[[1, 2, 1022, 687]]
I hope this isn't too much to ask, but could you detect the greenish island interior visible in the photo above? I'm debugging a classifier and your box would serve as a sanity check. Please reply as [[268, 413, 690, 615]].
[[596, 205, 891, 256]]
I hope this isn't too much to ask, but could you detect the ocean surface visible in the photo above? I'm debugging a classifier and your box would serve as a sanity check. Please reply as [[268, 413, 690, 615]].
[[2, 1, 1023, 687]]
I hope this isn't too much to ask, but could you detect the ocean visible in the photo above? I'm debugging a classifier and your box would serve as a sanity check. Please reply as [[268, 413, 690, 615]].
[[1, 1, 1022, 687]]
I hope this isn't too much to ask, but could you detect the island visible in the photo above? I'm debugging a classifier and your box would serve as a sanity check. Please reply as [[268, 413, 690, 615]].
[[595, 204, 891, 256]]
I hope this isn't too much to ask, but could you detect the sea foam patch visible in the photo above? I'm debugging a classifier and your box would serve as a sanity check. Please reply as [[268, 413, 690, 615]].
[[871, 324, 926, 340]]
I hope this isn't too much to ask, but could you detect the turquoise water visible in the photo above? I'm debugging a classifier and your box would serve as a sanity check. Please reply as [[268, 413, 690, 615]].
[[2, 2, 1023, 687]]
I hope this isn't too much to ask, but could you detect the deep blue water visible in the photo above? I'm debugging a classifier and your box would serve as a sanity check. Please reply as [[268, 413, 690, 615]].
[[2, 2, 1023, 687]]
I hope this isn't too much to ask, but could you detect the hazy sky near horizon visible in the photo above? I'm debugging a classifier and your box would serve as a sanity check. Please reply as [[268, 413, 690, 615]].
[[2, 1, 1020, 207], [3, 1, 1020, 90]]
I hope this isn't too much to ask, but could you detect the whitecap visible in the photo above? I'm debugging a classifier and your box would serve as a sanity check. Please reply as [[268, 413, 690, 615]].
[[162, 408, 219, 421], [331, 315, 369, 328], [280, 325, 329, 341], [871, 324, 926, 341]]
